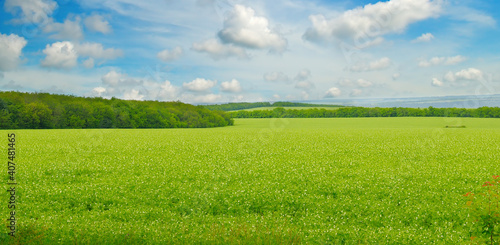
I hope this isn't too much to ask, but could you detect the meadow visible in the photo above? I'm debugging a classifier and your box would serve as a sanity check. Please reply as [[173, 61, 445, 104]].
[[2, 118, 500, 244]]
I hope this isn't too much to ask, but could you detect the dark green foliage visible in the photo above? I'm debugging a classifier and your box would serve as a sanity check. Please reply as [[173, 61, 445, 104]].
[[230, 106, 500, 118], [0, 91, 233, 129]]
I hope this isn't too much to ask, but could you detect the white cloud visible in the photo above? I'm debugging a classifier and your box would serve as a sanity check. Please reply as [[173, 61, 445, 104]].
[[301, 91, 310, 100], [96, 70, 182, 101], [232, 95, 245, 102], [443, 68, 484, 83], [295, 81, 315, 91], [337, 78, 374, 88], [101, 71, 143, 89], [368, 57, 391, 70], [76, 42, 123, 59], [198, 94, 222, 103], [431, 78, 443, 87], [350, 57, 391, 72], [264, 71, 289, 82], [183, 78, 217, 92], [304, 0, 442, 46], [41, 41, 122, 70], [156, 81, 180, 100], [5, 0, 85, 40], [43, 17, 84, 40], [4, 0, 57, 24], [444, 71, 456, 82], [455, 68, 483, 81], [220, 79, 242, 93], [264, 69, 312, 85], [184, 93, 222, 103], [324, 87, 341, 98], [354, 36, 385, 49], [357, 79, 373, 88], [41, 41, 78, 69], [419, 57, 444, 67], [294, 69, 311, 81], [413, 33, 434, 43], [218, 5, 287, 53], [83, 58, 94, 69], [84, 14, 112, 34], [92, 86, 106, 96], [273, 94, 281, 100], [338, 78, 354, 87], [2, 80, 24, 90], [192, 39, 248, 60], [419, 55, 466, 67], [123, 89, 144, 100], [101, 70, 122, 86], [2, 68, 102, 94], [0, 33, 27, 71], [445, 55, 467, 65], [157, 47, 183, 62], [448, 6, 496, 27], [392, 73, 401, 80], [350, 89, 363, 96], [5, 0, 86, 40]]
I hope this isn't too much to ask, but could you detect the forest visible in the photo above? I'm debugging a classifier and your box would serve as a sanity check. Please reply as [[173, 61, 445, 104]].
[[0, 91, 233, 129], [229, 106, 500, 118]]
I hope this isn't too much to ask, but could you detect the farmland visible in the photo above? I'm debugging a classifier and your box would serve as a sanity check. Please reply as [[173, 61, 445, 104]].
[[2, 118, 500, 244]]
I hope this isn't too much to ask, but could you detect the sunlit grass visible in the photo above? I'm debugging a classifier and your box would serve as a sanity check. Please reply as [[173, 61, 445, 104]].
[[1, 118, 499, 244]]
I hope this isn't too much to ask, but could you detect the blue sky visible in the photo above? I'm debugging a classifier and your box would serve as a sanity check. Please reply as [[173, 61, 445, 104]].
[[0, 0, 499, 104]]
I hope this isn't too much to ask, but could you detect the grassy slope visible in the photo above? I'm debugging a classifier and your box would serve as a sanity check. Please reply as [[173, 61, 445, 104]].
[[2, 118, 500, 244]]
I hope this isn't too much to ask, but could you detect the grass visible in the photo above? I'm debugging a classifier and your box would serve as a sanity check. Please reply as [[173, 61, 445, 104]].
[[1, 117, 499, 244]]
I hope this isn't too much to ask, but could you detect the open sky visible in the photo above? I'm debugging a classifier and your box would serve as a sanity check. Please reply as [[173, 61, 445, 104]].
[[1, 0, 499, 104]]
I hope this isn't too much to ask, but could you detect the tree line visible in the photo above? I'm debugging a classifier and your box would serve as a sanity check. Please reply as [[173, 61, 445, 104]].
[[0, 91, 233, 129], [229, 107, 500, 118], [204, 102, 272, 111], [203, 102, 343, 111]]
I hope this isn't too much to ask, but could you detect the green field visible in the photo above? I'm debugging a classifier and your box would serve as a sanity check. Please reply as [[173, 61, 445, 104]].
[[2, 118, 500, 244]]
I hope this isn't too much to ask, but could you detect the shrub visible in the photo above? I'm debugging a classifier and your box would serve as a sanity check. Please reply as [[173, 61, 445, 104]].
[[465, 176, 500, 244]]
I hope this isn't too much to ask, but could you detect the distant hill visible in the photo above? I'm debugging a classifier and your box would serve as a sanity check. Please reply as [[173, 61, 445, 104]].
[[0, 91, 233, 129], [203, 94, 500, 110], [309, 94, 500, 108], [235, 106, 341, 112], [204, 102, 343, 111]]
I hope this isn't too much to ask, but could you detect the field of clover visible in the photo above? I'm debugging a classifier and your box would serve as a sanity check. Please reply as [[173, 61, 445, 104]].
[[1, 117, 499, 244]]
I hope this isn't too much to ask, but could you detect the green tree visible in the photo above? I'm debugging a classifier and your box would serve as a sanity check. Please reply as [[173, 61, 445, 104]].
[[0, 109, 13, 129], [91, 103, 116, 128], [21, 102, 54, 129], [63, 102, 91, 128]]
